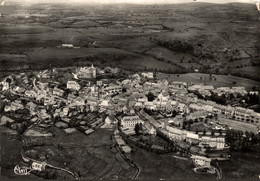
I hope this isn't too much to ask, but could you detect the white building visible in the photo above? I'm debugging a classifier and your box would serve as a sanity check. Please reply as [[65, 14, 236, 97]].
[[31, 162, 47, 172], [169, 82, 186, 90], [121, 115, 143, 128], [67, 81, 80, 91], [61, 44, 73, 48], [76, 64, 96, 79], [53, 87, 64, 97], [141, 72, 154, 79], [102, 85, 122, 96], [25, 90, 37, 98]]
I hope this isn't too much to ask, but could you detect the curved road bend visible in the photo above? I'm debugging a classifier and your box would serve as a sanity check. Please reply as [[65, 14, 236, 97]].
[[20, 149, 79, 179]]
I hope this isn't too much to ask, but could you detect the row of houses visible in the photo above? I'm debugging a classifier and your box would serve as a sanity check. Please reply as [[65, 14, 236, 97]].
[[165, 126, 226, 150], [188, 84, 248, 96], [191, 99, 260, 126]]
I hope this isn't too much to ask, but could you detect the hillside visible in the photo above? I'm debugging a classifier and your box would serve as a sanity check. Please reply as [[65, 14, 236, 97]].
[[0, 2, 259, 80]]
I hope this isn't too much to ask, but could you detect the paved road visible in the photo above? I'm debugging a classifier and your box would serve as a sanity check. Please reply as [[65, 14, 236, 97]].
[[113, 126, 141, 180]]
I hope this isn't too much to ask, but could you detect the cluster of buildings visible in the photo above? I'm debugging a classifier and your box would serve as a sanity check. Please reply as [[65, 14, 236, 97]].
[[165, 126, 226, 151], [75, 64, 96, 79], [1, 65, 260, 158], [188, 84, 249, 97]]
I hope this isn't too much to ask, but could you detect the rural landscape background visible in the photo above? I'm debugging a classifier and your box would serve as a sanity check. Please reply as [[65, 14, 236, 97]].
[[1, 0, 260, 180], [0, 0, 259, 82]]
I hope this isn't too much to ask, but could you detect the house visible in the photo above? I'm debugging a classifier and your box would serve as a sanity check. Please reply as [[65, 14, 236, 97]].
[[13, 86, 25, 94], [25, 90, 37, 98], [141, 72, 154, 79], [31, 162, 47, 172], [201, 136, 211, 145], [102, 85, 122, 96], [121, 145, 132, 153], [233, 107, 249, 121], [130, 73, 141, 81], [209, 138, 217, 148], [53, 87, 64, 97], [186, 132, 199, 143], [115, 136, 126, 146], [104, 67, 119, 74], [189, 103, 213, 112], [9, 100, 24, 111], [44, 97, 56, 106], [0, 116, 15, 126], [143, 123, 156, 135], [105, 115, 117, 124], [232, 87, 247, 96], [61, 44, 73, 48], [26, 102, 37, 112], [76, 64, 96, 79], [165, 126, 183, 141], [216, 137, 225, 150], [169, 81, 186, 90], [121, 115, 143, 128], [249, 91, 259, 95], [66, 93, 76, 103], [99, 99, 110, 108], [73, 97, 85, 106], [84, 129, 94, 135], [191, 155, 211, 167], [96, 80, 103, 87], [122, 79, 132, 85], [1, 81, 10, 91], [67, 81, 80, 91], [188, 85, 214, 91], [63, 128, 77, 134]]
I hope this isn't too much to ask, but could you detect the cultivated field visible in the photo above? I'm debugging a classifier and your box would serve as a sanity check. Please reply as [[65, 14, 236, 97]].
[[0, 2, 259, 80], [157, 73, 260, 90], [130, 148, 214, 180], [22, 128, 135, 180]]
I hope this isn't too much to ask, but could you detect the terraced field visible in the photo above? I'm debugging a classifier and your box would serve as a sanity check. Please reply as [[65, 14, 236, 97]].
[[21, 129, 135, 179]]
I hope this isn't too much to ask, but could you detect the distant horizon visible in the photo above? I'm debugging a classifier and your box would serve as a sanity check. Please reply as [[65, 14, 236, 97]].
[[6, 0, 256, 5]]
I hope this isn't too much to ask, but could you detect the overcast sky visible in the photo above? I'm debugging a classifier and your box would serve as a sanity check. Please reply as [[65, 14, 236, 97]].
[[19, 0, 255, 4]]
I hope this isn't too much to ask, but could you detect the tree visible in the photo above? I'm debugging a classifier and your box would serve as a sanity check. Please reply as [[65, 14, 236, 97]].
[[203, 129, 206, 135], [134, 123, 140, 135], [122, 87, 127, 93], [182, 121, 187, 129], [147, 92, 156, 102]]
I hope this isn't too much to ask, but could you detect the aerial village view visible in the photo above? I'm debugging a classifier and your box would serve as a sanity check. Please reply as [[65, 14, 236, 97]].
[[1, 63, 260, 180], [1, 0, 260, 180]]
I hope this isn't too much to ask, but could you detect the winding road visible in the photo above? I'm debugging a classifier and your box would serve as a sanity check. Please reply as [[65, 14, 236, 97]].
[[20, 137, 79, 179], [112, 125, 141, 180]]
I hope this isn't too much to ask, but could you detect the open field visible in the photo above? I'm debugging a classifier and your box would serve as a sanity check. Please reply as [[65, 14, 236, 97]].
[[0, 2, 259, 80], [219, 152, 260, 179], [217, 114, 259, 134], [157, 72, 260, 90], [130, 148, 214, 180]]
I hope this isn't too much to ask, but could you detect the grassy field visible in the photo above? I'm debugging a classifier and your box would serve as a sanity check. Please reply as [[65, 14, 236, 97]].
[[157, 72, 260, 90], [217, 115, 259, 134], [130, 148, 214, 180], [219, 152, 260, 179]]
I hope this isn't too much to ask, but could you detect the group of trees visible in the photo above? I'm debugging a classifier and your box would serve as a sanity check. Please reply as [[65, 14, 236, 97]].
[[154, 38, 194, 54], [134, 123, 143, 135], [5, 120, 28, 135], [226, 129, 260, 152], [146, 91, 156, 102], [245, 93, 260, 105]]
